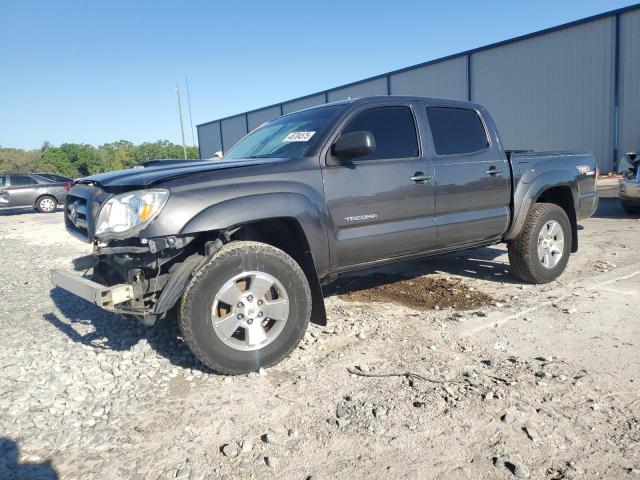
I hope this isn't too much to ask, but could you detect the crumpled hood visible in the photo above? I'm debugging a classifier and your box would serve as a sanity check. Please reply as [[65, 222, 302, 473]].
[[77, 158, 283, 189]]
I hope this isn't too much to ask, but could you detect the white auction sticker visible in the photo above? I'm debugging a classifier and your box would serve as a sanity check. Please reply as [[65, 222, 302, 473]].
[[283, 131, 316, 142]]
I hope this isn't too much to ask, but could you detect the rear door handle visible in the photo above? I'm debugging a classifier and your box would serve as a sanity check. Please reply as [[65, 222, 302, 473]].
[[486, 166, 503, 176], [410, 172, 433, 183]]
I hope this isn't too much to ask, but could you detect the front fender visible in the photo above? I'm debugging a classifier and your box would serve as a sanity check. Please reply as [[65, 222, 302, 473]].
[[504, 170, 578, 241], [179, 192, 330, 276]]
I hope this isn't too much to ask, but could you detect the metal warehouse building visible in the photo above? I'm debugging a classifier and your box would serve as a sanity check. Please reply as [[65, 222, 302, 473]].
[[197, 4, 640, 173]]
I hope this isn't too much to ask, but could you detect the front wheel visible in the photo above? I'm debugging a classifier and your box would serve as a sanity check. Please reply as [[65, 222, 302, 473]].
[[178, 241, 311, 374], [508, 203, 572, 284]]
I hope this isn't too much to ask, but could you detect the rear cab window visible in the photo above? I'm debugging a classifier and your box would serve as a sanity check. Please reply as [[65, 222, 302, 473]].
[[341, 106, 419, 161], [426, 106, 489, 156]]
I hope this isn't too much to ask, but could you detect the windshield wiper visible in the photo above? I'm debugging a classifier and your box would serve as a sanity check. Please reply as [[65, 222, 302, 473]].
[[246, 155, 276, 159]]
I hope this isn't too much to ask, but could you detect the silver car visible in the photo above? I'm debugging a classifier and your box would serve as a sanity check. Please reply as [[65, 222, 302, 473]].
[[0, 173, 71, 213], [618, 152, 640, 215]]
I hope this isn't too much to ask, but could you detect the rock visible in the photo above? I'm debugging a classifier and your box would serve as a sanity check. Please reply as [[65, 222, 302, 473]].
[[337, 418, 351, 428], [372, 407, 387, 418], [482, 358, 497, 368], [241, 439, 253, 453], [265, 456, 278, 468], [175, 467, 191, 478], [258, 367, 267, 376], [262, 432, 280, 444], [336, 404, 347, 418], [511, 463, 530, 478], [563, 307, 578, 314], [221, 443, 240, 458], [501, 413, 515, 424], [358, 364, 370, 373], [306, 476, 318, 480], [493, 456, 508, 468], [287, 428, 298, 438]]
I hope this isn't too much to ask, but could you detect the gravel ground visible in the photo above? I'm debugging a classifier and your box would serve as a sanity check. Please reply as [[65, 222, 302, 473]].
[[1, 183, 639, 480]]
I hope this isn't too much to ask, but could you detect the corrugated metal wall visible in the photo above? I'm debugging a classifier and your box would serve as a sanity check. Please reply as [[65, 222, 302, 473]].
[[619, 9, 640, 162], [471, 17, 615, 168], [282, 94, 326, 114], [197, 6, 639, 171], [247, 105, 281, 131], [389, 57, 468, 100], [197, 121, 222, 157]]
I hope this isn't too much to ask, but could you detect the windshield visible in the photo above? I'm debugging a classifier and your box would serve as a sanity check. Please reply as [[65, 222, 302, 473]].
[[223, 105, 345, 161]]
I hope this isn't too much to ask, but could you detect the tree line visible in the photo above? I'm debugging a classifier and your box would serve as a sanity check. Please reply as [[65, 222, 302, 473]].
[[0, 140, 200, 178]]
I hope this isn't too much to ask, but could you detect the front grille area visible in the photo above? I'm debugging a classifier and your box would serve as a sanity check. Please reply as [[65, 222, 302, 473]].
[[64, 184, 111, 242]]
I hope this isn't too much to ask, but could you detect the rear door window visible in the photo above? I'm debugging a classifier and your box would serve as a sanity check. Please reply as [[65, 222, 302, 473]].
[[426, 107, 489, 155], [341, 106, 419, 161], [9, 175, 38, 187], [0, 175, 6, 187]]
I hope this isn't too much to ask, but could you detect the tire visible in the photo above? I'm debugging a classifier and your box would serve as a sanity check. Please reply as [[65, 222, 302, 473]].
[[508, 202, 572, 284], [35, 195, 57, 213], [178, 241, 311, 374], [621, 202, 640, 215]]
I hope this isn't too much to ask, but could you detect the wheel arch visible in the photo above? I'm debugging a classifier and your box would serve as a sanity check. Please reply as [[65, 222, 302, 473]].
[[229, 217, 327, 326], [505, 172, 579, 252]]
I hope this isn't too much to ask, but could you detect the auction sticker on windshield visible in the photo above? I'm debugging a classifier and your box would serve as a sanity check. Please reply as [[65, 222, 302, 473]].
[[283, 131, 315, 142]]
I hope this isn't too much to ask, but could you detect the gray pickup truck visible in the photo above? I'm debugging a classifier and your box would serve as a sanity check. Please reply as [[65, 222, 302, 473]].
[[52, 96, 598, 374]]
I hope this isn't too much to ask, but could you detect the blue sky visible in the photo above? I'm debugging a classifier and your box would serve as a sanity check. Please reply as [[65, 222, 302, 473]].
[[0, 0, 636, 150]]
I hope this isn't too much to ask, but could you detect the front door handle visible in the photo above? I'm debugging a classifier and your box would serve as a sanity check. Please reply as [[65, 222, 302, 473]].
[[410, 172, 433, 183], [486, 166, 503, 176]]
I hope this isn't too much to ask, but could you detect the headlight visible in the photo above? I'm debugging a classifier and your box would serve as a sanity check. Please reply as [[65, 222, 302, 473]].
[[95, 189, 169, 238]]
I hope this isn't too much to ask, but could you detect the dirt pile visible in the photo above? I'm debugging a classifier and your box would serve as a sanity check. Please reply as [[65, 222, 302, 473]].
[[338, 274, 493, 310]]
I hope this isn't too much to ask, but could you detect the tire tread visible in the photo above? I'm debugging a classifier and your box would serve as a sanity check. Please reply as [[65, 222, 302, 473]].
[[508, 202, 569, 284]]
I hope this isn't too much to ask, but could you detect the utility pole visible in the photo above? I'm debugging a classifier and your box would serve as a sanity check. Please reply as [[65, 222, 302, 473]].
[[175, 83, 187, 159], [185, 76, 196, 148]]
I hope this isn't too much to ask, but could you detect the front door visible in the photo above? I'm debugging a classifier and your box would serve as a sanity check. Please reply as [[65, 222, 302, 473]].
[[425, 106, 511, 247], [323, 104, 436, 269]]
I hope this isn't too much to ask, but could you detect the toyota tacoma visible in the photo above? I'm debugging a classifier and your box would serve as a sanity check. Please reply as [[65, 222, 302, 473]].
[[51, 96, 599, 374]]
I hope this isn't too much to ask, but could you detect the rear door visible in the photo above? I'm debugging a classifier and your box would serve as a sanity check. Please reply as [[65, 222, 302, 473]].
[[322, 103, 437, 269], [6, 175, 41, 207], [424, 105, 510, 247]]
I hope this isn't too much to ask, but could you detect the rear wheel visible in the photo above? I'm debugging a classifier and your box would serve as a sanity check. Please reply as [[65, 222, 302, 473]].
[[178, 241, 311, 374], [508, 203, 572, 284], [36, 195, 57, 213]]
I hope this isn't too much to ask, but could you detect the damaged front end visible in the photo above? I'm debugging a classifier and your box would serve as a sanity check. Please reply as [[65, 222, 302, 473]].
[[51, 182, 222, 325]]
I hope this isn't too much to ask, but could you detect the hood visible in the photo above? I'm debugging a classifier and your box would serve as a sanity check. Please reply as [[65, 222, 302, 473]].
[[77, 158, 284, 189]]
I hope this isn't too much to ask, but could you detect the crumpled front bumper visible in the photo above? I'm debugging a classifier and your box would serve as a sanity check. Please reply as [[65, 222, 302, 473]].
[[51, 269, 134, 311]]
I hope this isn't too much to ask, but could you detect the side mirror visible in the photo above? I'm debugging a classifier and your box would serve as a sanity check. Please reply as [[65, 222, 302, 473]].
[[331, 131, 376, 161]]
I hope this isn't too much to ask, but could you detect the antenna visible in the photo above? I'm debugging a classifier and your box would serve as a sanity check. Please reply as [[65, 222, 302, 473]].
[[175, 84, 187, 159], [185, 76, 196, 148]]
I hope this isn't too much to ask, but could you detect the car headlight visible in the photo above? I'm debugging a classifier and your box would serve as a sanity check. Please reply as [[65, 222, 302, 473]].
[[95, 189, 169, 238]]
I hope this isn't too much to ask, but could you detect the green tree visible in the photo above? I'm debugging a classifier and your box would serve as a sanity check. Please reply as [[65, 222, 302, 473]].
[[38, 148, 77, 177]]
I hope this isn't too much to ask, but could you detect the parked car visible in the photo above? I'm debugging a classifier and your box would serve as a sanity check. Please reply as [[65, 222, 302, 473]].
[[51, 96, 598, 374], [0, 173, 72, 213], [618, 151, 640, 214]]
